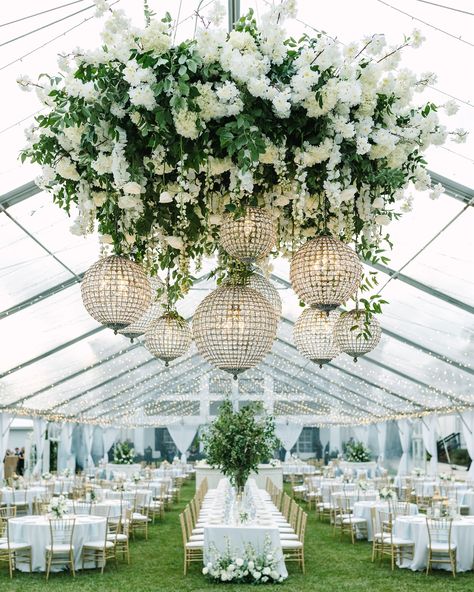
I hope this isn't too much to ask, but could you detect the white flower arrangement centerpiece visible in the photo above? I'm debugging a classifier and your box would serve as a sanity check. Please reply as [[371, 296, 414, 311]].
[[62, 468, 72, 478], [48, 495, 68, 518], [11, 474, 24, 490], [358, 480, 369, 491], [345, 441, 371, 463], [411, 467, 425, 477], [203, 538, 286, 584], [42, 472, 53, 481], [113, 441, 135, 465], [19, 0, 466, 323], [379, 487, 397, 501], [132, 472, 142, 484]]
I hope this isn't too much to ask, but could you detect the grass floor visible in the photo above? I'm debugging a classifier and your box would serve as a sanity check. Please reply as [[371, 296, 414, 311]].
[[1, 481, 472, 592]]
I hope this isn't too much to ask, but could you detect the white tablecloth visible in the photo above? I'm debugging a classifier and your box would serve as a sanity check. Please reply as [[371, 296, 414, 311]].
[[1, 487, 47, 513], [104, 489, 152, 506], [9, 514, 107, 572], [282, 463, 315, 475], [353, 501, 418, 541], [66, 499, 128, 518], [460, 490, 474, 515], [394, 515, 474, 572], [201, 480, 287, 578]]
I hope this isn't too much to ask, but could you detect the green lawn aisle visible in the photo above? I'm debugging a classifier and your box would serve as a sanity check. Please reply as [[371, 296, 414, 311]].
[[1, 481, 472, 592]]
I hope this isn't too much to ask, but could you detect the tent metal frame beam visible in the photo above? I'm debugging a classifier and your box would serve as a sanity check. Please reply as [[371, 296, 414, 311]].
[[0, 181, 40, 208], [428, 170, 474, 205]]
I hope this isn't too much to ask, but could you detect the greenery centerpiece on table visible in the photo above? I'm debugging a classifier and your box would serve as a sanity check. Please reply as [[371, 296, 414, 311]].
[[345, 440, 371, 463], [113, 440, 135, 464], [202, 399, 278, 490]]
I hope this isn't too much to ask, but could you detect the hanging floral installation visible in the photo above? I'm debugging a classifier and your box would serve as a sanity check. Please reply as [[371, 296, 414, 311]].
[[20, 0, 465, 315]]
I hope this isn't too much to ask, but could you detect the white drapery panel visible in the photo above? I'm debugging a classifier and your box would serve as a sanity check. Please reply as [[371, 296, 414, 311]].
[[57, 423, 74, 472], [0, 413, 12, 480], [397, 419, 411, 476], [329, 425, 342, 454], [376, 422, 388, 463], [102, 427, 119, 463], [134, 427, 145, 456], [461, 411, 474, 479], [422, 415, 438, 475], [167, 421, 199, 461], [275, 422, 302, 461], [353, 425, 370, 448], [32, 417, 47, 475], [319, 427, 330, 453], [83, 424, 95, 469]]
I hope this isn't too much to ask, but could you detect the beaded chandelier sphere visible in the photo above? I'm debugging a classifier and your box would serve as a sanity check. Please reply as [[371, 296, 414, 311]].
[[219, 207, 276, 263], [192, 284, 278, 378], [144, 312, 192, 365], [118, 276, 166, 342], [290, 236, 363, 311], [227, 272, 282, 319], [334, 309, 382, 361], [294, 308, 340, 368], [81, 255, 151, 332]]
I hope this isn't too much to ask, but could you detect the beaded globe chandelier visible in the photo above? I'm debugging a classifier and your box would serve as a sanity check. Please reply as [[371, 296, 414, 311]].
[[290, 236, 363, 311], [144, 312, 192, 366], [81, 255, 151, 333], [294, 308, 340, 368], [192, 283, 278, 378], [118, 275, 166, 342], [246, 272, 282, 319], [334, 309, 382, 361], [219, 207, 276, 263]]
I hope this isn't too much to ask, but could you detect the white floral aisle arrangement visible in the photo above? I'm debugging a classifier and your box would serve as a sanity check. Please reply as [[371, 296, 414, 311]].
[[48, 495, 68, 518], [19, 0, 465, 310], [204, 540, 286, 584], [113, 440, 135, 464]]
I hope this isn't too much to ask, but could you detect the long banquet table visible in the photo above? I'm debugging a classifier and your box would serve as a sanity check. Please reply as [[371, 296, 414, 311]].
[[201, 479, 288, 579]]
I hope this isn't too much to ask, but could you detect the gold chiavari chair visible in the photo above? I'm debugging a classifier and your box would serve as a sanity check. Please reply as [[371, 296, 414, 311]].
[[281, 510, 307, 572], [82, 516, 116, 574], [11, 489, 29, 516], [0, 518, 32, 578], [426, 517, 456, 577], [336, 496, 368, 544], [108, 510, 131, 564], [378, 510, 414, 570], [130, 495, 150, 540], [179, 511, 203, 575], [72, 500, 92, 515], [45, 517, 76, 580], [370, 507, 387, 562]]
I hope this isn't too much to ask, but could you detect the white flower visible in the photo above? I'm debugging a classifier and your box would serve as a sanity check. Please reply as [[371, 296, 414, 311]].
[[451, 128, 468, 144], [17, 75, 32, 91], [443, 100, 459, 116], [122, 181, 144, 194], [272, 90, 292, 118], [91, 153, 113, 175], [118, 194, 141, 209], [129, 84, 156, 110], [410, 28, 426, 48], [372, 197, 385, 209], [92, 191, 107, 206], [356, 137, 371, 155], [141, 20, 171, 54], [202, 567, 209, 575], [55, 157, 80, 181], [375, 214, 390, 226], [99, 234, 114, 244], [159, 191, 173, 203], [165, 236, 184, 250], [235, 557, 244, 567], [173, 109, 199, 139], [429, 183, 444, 200], [123, 59, 156, 87]]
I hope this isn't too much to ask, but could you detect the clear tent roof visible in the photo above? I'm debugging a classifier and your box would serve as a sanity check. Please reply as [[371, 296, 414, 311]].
[[0, 0, 473, 427]]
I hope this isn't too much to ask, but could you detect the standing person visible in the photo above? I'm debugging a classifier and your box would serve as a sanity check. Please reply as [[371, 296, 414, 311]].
[[17, 447, 25, 476]]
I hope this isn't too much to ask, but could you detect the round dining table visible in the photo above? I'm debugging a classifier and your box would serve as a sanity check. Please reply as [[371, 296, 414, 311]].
[[9, 514, 107, 572], [65, 499, 129, 518], [394, 514, 474, 572], [1, 486, 47, 513], [353, 501, 418, 541], [104, 488, 152, 506]]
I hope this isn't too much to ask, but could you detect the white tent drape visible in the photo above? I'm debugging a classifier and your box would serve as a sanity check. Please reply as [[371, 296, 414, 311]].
[[461, 411, 474, 479], [275, 422, 303, 461], [32, 418, 47, 475], [57, 423, 74, 472], [0, 413, 12, 480], [376, 422, 388, 463], [102, 427, 119, 463], [329, 425, 342, 454], [353, 425, 370, 448], [83, 424, 95, 469], [319, 427, 330, 454], [397, 419, 411, 476], [134, 427, 145, 456], [167, 422, 199, 461], [422, 414, 438, 475]]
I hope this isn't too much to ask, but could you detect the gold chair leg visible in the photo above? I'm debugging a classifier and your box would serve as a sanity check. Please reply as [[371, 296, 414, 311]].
[[71, 550, 75, 577]]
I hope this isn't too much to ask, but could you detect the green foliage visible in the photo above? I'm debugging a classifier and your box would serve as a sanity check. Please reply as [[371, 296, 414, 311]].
[[345, 440, 371, 462], [202, 399, 278, 489]]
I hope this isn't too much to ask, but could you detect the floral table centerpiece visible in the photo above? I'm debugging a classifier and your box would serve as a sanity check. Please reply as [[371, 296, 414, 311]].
[[42, 472, 53, 481], [48, 495, 68, 518], [411, 467, 425, 477], [202, 399, 278, 491], [113, 441, 135, 465], [379, 487, 397, 501], [346, 441, 371, 463], [62, 468, 73, 478]]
